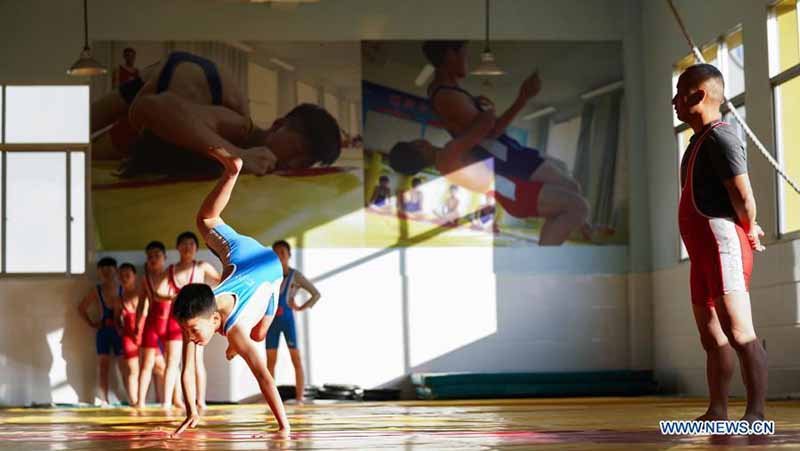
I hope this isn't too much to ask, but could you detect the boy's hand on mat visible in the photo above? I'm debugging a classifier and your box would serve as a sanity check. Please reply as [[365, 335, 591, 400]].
[[239, 147, 277, 176], [172, 413, 200, 437], [518, 72, 541, 102]]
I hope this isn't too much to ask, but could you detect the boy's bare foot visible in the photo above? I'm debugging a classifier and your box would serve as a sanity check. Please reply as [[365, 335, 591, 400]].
[[251, 427, 290, 439]]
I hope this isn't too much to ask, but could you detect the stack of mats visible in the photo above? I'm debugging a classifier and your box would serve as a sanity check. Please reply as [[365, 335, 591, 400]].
[[412, 371, 658, 400]]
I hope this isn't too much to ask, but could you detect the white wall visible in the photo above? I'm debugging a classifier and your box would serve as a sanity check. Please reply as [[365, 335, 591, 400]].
[[0, 0, 659, 405], [640, 0, 800, 396], [0, 277, 101, 405]]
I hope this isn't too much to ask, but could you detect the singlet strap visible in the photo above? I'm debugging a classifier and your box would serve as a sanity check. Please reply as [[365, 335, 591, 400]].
[[190, 260, 198, 284], [280, 269, 296, 298], [145, 270, 163, 300], [168, 261, 198, 294], [96, 285, 107, 309]]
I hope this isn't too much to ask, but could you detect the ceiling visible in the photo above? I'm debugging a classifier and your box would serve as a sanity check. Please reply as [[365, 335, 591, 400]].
[[246, 41, 361, 101]]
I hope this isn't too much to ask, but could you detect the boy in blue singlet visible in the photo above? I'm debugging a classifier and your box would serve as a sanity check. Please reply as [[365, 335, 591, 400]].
[[78, 257, 123, 405], [266, 240, 321, 403], [171, 147, 289, 437]]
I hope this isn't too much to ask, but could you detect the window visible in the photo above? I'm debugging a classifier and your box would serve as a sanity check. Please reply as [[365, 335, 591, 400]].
[[676, 128, 694, 260], [0, 85, 88, 275], [725, 30, 746, 98], [297, 81, 319, 105], [673, 27, 746, 260], [770, 0, 800, 235], [546, 116, 582, 173], [248, 63, 278, 128]]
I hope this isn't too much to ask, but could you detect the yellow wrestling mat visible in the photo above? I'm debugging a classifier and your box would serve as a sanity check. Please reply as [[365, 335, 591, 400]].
[[1, 398, 798, 450], [91, 148, 366, 250]]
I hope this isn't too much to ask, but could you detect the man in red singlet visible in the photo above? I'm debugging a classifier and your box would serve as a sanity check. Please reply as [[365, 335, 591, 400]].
[[675, 63, 767, 423]]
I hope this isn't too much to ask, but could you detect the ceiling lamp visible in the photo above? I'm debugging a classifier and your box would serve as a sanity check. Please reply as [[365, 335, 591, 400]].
[[67, 0, 106, 77], [471, 0, 504, 76]]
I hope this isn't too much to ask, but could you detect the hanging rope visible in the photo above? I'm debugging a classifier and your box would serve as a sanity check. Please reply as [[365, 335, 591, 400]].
[[666, 0, 800, 194]]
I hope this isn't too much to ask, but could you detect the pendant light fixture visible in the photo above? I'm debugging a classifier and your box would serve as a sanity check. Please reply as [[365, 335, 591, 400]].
[[67, 0, 107, 77], [471, 0, 504, 76]]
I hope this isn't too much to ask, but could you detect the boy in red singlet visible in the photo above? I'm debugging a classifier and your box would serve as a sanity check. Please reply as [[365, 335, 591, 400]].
[[168, 231, 221, 410], [136, 241, 184, 409], [115, 262, 143, 405]]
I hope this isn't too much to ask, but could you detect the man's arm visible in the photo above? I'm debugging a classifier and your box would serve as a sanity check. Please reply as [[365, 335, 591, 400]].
[[711, 132, 764, 251], [77, 292, 99, 329], [129, 92, 275, 175], [227, 326, 290, 432], [293, 272, 321, 311], [723, 174, 764, 251], [172, 338, 200, 436]]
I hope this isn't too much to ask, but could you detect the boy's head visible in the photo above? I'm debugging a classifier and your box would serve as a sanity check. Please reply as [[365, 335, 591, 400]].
[[97, 257, 118, 282], [119, 263, 137, 288], [379, 175, 390, 186], [272, 240, 291, 267], [123, 47, 136, 66], [145, 241, 167, 270], [264, 103, 341, 170], [422, 40, 468, 76], [411, 177, 422, 188], [173, 283, 219, 345], [389, 140, 438, 176], [176, 231, 199, 260], [673, 63, 725, 123], [449, 184, 459, 194]]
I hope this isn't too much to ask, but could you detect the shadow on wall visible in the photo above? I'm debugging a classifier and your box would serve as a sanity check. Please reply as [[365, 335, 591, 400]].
[[0, 277, 132, 406], [0, 278, 92, 405]]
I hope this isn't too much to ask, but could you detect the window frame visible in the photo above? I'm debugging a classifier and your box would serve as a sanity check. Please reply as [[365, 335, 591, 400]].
[[0, 83, 90, 277], [770, 0, 800, 239]]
